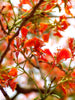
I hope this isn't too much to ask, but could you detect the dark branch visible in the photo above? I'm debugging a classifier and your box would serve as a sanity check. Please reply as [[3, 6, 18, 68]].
[[11, 85, 44, 100], [0, 20, 8, 35], [0, 6, 5, 13], [0, 85, 11, 100], [11, 93, 18, 100], [0, 0, 44, 64], [11, 84, 54, 100], [16, 84, 44, 94]]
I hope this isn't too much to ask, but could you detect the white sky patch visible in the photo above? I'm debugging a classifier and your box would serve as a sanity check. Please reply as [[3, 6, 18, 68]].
[[0, 90, 5, 100], [22, 4, 31, 10], [70, 61, 75, 68], [43, 37, 68, 54], [4, 87, 17, 98], [13, 8, 18, 14], [16, 94, 27, 100], [61, 26, 75, 38], [11, 0, 20, 6]]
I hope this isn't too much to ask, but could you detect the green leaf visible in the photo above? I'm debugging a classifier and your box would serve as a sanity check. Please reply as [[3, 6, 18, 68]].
[[34, 97, 39, 100], [61, 62, 67, 68], [52, 94, 60, 99]]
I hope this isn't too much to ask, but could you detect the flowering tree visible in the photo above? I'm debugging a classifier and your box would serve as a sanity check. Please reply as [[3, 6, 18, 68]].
[[0, 0, 75, 100]]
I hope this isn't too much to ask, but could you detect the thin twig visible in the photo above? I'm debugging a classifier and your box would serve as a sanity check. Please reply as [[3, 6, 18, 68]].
[[20, 66, 43, 98], [21, 51, 39, 69], [33, 55, 44, 79], [48, 15, 75, 18]]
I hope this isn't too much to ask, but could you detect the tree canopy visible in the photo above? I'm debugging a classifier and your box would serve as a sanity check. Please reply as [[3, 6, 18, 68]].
[[0, 0, 75, 100]]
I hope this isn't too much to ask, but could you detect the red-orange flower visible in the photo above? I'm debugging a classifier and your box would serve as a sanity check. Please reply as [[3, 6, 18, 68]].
[[25, 22, 32, 27], [45, 4, 55, 11], [24, 37, 44, 49], [53, 31, 63, 37], [61, 0, 73, 16], [39, 23, 48, 33], [61, 85, 67, 95], [71, 71, 75, 77], [57, 48, 72, 62], [0, 74, 9, 87], [65, 4, 73, 17], [42, 33, 50, 42], [59, 15, 67, 21], [1, 74, 9, 80], [57, 15, 70, 31], [44, 49, 53, 57], [69, 82, 75, 90], [60, 20, 70, 31], [50, 67, 65, 80], [21, 26, 28, 38], [21, 0, 32, 6], [8, 79, 17, 91], [51, 0, 58, 3], [8, 68, 17, 77], [68, 38, 74, 51]]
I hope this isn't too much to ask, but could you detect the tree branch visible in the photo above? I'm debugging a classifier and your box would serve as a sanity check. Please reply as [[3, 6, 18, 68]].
[[0, 85, 11, 100], [11, 93, 18, 100], [0, 20, 8, 35], [48, 15, 75, 18], [16, 84, 44, 94], [22, 52, 39, 69], [11, 84, 54, 100], [0, 0, 44, 64], [11, 85, 44, 100]]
